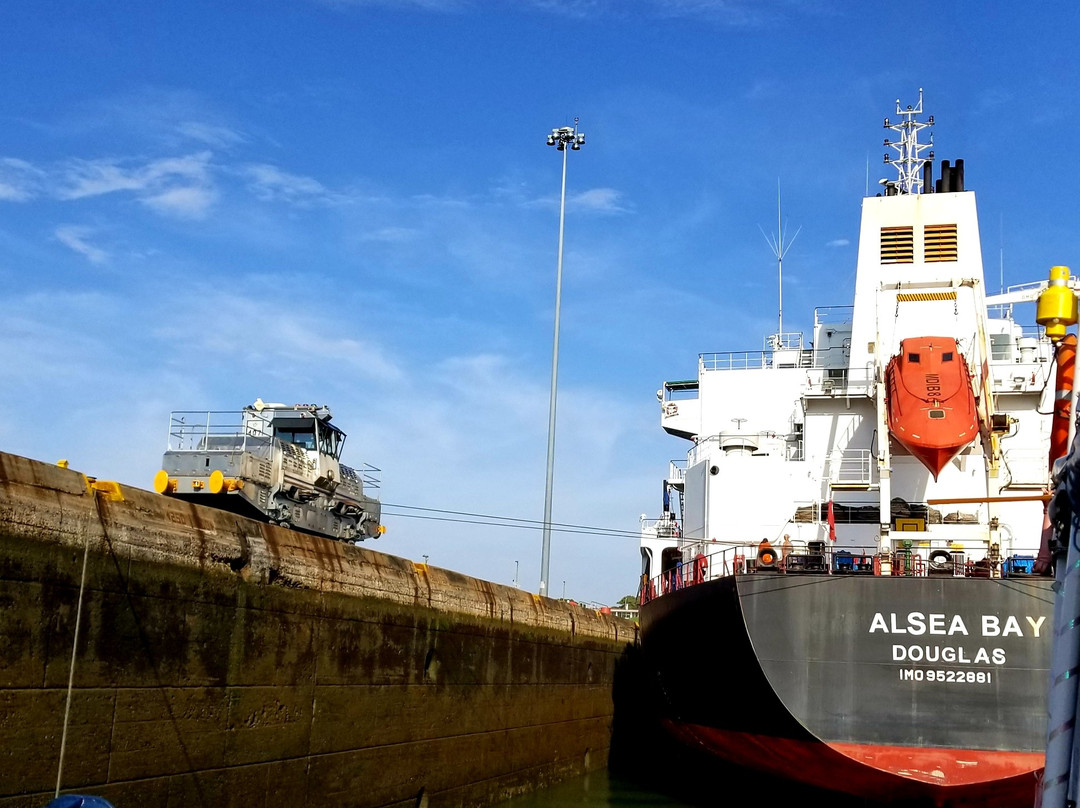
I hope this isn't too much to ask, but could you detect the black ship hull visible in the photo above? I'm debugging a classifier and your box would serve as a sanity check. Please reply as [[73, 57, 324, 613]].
[[639, 573, 1054, 805]]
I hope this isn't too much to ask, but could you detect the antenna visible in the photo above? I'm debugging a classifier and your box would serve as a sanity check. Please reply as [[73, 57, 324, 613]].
[[760, 179, 801, 343], [999, 214, 1004, 295], [882, 88, 935, 194]]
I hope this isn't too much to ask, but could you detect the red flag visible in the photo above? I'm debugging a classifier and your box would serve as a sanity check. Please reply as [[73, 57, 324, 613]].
[[827, 499, 837, 542]]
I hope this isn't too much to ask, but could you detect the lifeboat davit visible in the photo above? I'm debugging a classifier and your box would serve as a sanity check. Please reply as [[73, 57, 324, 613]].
[[885, 337, 979, 479]]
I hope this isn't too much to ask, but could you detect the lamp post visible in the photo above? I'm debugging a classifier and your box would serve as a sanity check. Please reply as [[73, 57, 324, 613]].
[[539, 119, 585, 598]]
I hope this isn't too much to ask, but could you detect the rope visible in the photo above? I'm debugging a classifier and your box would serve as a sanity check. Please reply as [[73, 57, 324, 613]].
[[55, 516, 92, 797]]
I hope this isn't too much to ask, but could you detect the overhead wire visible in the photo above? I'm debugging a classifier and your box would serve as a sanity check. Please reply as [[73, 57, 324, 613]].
[[379, 502, 751, 548], [380, 502, 643, 540]]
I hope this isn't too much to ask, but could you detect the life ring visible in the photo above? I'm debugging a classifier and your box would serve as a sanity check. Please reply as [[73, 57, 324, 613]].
[[928, 549, 953, 574]]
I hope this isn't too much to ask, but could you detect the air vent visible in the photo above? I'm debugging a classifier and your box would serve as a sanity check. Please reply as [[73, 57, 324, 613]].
[[924, 224, 958, 262], [881, 226, 914, 264]]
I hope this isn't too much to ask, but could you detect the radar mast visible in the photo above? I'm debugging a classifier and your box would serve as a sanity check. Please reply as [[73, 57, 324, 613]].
[[883, 88, 935, 194]]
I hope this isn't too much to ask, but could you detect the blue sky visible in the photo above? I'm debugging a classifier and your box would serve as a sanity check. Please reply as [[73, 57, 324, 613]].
[[2, 1, 1078, 605]]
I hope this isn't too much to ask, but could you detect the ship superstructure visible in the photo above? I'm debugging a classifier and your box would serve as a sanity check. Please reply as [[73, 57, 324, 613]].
[[646, 91, 1052, 581], [638, 92, 1063, 805]]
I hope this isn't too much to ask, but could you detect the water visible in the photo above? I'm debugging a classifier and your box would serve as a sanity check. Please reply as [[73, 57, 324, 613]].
[[493, 766, 887, 808], [492, 770, 697, 808]]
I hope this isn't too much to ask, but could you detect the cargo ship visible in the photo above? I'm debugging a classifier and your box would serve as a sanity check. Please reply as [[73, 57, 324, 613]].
[[637, 92, 1066, 805]]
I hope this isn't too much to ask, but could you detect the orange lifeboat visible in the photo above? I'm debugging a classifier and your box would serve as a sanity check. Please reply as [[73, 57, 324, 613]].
[[884, 337, 978, 480]]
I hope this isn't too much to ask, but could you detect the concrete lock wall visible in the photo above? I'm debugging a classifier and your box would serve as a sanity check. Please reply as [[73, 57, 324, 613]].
[[0, 451, 636, 808]]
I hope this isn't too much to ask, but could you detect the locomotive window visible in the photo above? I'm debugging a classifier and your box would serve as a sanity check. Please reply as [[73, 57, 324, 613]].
[[318, 427, 342, 458], [276, 428, 316, 450]]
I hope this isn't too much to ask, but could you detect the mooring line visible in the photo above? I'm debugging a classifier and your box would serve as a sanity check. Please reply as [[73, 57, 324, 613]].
[[55, 509, 93, 797]]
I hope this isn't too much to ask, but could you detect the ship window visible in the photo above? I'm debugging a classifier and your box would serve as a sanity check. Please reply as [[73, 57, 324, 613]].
[[881, 226, 914, 264], [943, 352, 954, 361], [928, 410, 946, 419], [907, 353, 921, 363], [924, 224, 958, 262]]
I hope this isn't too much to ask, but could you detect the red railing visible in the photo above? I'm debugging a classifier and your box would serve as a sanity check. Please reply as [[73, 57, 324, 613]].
[[639, 544, 1011, 605]]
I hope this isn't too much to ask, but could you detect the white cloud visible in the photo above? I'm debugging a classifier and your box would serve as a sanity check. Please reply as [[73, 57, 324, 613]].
[[54, 225, 108, 264], [320, 0, 469, 9], [570, 187, 630, 213], [357, 226, 421, 243], [178, 121, 247, 148], [827, 238, 850, 247], [525, 186, 631, 215], [59, 162, 144, 198], [243, 163, 333, 204], [56, 152, 216, 218], [0, 158, 45, 201], [142, 185, 216, 218], [152, 288, 406, 384], [323, 0, 798, 23]]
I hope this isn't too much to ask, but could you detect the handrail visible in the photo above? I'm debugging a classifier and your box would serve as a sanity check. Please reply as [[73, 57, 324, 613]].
[[167, 409, 274, 453], [639, 542, 1028, 605]]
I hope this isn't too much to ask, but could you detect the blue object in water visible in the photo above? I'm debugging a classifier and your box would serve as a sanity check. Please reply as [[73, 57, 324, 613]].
[[44, 797, 115, 808]]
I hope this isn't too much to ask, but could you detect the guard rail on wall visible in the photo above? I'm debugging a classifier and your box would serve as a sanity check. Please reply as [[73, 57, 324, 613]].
[[638, 543, 1033, 605]]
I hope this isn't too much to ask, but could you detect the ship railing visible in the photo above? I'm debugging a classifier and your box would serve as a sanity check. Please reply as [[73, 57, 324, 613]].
[[167, 410, 274, 456], [667, 460, 686, 483], [813, 305, 853, 325], [638, 540, 1032, 604], [765, 332, 805, 350], [701, 351, 773, 371], [686, 432, 803, 466], [640, 515, 683, 539], [805, 366, 875, 396], [700, 343, 813, 371], [825, 449, 875, 487]]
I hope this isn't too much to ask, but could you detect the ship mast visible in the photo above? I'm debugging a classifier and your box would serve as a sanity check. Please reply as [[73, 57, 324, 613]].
[[882, 88, 935, 195]]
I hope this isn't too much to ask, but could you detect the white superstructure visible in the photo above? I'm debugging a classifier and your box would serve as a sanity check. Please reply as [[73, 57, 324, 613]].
[[643, 93, 1057, 589]]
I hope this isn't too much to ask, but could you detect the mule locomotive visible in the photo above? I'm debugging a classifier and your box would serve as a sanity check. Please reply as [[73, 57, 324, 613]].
[[153, 399, 383, 541]]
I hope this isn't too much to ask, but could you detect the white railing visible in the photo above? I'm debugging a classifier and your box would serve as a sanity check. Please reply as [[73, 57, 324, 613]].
[[167, 410, 274, 454], [701, 351, 774, 371], [686, 432, 803, 466], [640, 515, 682, 539], [765, 332, 805, 350], [826, 449, 875, 486], [805, 366, 876, 396]]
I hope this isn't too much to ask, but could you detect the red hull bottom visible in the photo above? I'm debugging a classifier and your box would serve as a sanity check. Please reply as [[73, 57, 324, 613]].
[[666, 720, 1041, 806]]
